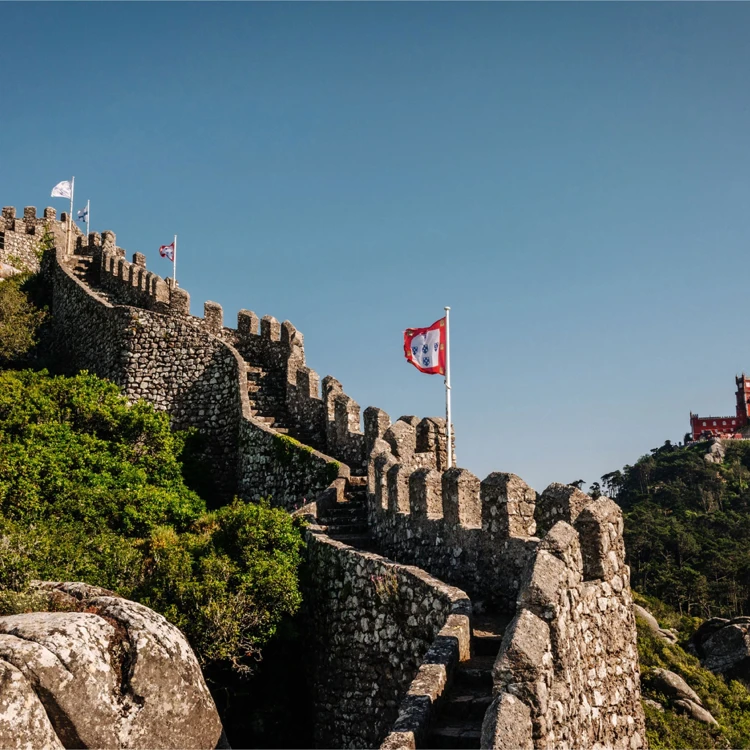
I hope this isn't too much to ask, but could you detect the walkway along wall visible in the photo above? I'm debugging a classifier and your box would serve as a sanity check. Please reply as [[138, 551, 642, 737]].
[[364, 426, 646, 749]]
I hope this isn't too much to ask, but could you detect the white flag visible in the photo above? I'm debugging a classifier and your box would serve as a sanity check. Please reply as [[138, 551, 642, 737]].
[[51, 181, 72, 199]]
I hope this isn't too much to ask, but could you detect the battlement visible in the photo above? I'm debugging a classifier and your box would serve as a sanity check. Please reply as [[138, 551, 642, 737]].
[[29, 199, 645, 748], [0, 205, 58, 234], [484, 499, 643, 748], [363, 422, 634, 613], [0, 206, 74, 272]]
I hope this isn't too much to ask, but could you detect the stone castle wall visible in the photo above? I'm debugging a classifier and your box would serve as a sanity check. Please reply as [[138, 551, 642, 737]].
[[79, 227, 375, 474], [0, 206, 70, 272], [27, 214, 343, 506], [484, 498, 645, 750], [365, 416, 536, 609], [303, 522, 470, 749], [3, 206, 647, 748], [363, 432, 645, 748]]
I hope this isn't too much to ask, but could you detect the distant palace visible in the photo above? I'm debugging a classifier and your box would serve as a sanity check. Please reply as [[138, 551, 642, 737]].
[[690, 374, 750, 440]]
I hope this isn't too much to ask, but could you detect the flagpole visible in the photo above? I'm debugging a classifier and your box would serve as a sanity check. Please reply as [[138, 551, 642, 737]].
[[86, 199, 90, 237], [173, 234, 177, 287], [444, 305, 453, 468], [66, 176, 75, 256]]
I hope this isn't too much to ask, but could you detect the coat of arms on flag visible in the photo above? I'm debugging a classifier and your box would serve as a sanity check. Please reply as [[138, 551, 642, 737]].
[[159, 242, 175, 261], [403, 317, 446, 375]]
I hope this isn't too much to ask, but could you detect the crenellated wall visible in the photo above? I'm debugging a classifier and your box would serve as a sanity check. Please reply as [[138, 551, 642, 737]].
[[0, 206, 71, 271], [364, 413, 536, 609], [3, 205, 646, 749], [9, 208, 345, 507], [362, 419, 645, 747], [483, 497, 645, 750]]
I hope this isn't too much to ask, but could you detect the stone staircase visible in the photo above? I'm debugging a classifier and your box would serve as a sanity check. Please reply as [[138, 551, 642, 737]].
[[316, 477, 374, 550], [69, 254, 296, 440], [69, 255, 118, 305], [424, 612, 510, 749], [245, 365, 291, 434]]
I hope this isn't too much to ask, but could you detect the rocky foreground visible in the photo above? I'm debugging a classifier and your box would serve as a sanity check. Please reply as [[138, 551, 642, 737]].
[[0, 582, 226, 749]]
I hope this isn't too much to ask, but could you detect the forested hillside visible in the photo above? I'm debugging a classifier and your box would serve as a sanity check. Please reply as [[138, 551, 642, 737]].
[[598, 440, 750, 619]]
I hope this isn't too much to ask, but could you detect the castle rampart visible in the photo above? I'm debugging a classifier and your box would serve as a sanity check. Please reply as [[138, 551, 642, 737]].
[[303, 520, 470, 749], [22, 210, 345, 506], [484, 499, 645, 749], [365, 419, 537, 609], [0, 206, 71, 272], [3, 206, 646, 749]]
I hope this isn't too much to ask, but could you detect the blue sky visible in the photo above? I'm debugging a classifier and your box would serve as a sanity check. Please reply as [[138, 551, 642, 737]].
[[3, 2, 750, 493]]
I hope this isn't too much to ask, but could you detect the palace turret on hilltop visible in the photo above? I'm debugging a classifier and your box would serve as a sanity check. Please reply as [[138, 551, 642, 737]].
[[690, 373, 750, 440]]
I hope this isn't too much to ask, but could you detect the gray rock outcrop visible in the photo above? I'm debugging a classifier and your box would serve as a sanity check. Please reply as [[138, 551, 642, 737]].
[[692, 616, 750, 677], [647, 668, 719, 726], [704, 437, 726, 464], [634, 604, 678, 643], [0, 262, 20, 281], [649, 668, 703, 707], [0, 582, 224, 749], [673, 699, 718, 725]]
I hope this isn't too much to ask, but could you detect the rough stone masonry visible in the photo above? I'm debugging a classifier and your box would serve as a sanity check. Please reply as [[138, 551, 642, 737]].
[[2, 206, 646, 749]]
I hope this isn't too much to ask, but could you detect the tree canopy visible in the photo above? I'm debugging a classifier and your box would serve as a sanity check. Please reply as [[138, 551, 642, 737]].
[[602, 440, 750, 618]]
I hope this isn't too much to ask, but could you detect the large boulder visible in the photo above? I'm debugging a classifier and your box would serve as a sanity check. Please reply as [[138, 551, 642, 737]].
[[673, 699, 718, 726], [0, 582, 225, 749], [634, 604, 678, 643], [692, 616, 750, 677], [0, 262, 20, 280], [649, 668, 703, 706]]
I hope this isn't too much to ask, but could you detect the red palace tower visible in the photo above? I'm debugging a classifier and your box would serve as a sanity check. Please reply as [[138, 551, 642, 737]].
[[690, 374, 750, 440]]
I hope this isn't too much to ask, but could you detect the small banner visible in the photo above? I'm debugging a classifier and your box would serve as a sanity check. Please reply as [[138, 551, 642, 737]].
[[51, 180, 72, 199], [403, 317, 446, 375]]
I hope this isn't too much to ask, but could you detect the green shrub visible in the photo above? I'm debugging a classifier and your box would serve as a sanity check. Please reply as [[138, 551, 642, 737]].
[[636, 598, 750, 748], [0, 274, 46, 365], [0, 368, 305, 673]]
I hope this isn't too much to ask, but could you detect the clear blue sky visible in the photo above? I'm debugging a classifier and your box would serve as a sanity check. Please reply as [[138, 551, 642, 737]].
[[3, 2, 750, 493]]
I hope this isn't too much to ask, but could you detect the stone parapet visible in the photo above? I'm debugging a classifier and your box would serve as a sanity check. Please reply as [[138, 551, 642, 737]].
[[485, 499, 645, 749], [303, 521, 471, 749]]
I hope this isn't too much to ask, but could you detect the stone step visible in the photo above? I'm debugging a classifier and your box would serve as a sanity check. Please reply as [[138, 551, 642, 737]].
[[325, 531, 373, 547], [471, 613, 510, 657], [323, 508, 367, 523], [321, 521, 369, 535], [454, 655, 494, 690], [324, 505, 367, 517], [440, 687, 493, 721], [426, 718, 481, 749], [348, 476, 368, 487]]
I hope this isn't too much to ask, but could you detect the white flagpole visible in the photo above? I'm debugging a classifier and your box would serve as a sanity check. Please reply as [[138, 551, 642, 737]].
[[173, 234, 177, 287], [86, 199, 90, 237], [66, 176, 75, 256], [444, 305, 453, 468]]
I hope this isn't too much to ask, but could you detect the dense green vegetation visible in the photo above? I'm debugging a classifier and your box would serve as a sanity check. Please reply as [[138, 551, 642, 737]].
[[634, 592, 750, 748], [0, 368, 305, 675], [599, 440, 750, 618], [0, 273, 46, 365]]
